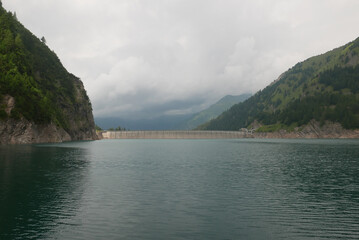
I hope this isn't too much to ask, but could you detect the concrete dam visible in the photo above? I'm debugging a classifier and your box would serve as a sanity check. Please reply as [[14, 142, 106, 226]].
[[100, 130, 252, 139]]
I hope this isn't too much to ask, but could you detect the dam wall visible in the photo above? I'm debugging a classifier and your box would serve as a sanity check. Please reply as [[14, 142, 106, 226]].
[[100, 130, 251, 139]]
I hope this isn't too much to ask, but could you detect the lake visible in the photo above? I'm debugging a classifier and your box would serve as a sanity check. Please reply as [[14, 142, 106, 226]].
[[1, 139, 359, 239]]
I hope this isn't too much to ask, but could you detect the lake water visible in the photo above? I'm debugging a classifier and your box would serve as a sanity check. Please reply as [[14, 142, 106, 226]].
[[1, 139, 359, 239]]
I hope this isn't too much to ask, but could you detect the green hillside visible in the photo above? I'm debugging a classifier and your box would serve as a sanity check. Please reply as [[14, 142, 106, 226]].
[[180, 94, 251, 130], [0, 3, 96, 142], [199, 37, 359, 131]]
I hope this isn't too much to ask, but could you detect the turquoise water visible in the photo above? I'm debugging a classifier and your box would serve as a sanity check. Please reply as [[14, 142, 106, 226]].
[[1, 139, 359, 239]]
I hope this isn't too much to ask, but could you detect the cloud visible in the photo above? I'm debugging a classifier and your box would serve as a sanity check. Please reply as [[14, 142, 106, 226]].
[[3, 0, 359, 119]]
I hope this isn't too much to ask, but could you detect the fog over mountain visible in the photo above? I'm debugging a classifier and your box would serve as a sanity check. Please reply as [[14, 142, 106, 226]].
[[3, 0, 359, 119]]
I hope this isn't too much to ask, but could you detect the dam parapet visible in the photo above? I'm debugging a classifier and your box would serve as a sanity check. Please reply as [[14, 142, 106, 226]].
[[99, 130, 251, 139]]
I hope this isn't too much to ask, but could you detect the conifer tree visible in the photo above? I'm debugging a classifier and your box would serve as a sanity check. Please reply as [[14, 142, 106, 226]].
[[41, 36, 46, 44]]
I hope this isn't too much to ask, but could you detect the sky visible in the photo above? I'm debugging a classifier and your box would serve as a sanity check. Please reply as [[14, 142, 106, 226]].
[[3, 0, 359, 119]]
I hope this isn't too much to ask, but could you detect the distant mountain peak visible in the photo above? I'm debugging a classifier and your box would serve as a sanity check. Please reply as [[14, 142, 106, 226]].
[[179, 93, 251, 130]]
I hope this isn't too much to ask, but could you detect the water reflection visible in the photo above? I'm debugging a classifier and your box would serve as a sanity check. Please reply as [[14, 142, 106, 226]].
[[0, 145, 89, 239]]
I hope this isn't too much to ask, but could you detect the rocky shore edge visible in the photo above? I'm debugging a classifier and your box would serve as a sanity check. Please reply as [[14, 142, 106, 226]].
[[0, 118, 98, 144], [253, 120, 359, 139]]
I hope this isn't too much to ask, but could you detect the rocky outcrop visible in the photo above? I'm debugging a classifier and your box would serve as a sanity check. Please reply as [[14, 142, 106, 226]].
[[96, 131, 104, 140], [3, 95, 15, 115], [0, 78, 98, 144], [0, 118, 71, 144], [253, 120, 359, 139], [0, 4, 97, 144], [56, 77, 98, 142]]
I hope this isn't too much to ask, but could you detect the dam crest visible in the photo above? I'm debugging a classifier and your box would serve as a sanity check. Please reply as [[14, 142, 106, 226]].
[[99, 130, 251, 139]]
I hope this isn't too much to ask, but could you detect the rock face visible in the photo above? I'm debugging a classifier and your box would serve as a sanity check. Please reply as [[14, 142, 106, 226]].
[[253, 120, 359, 139], [0, 118, 71, 144], [0, 79, 97, 144], [0, 5, 97, 144], [56, 77, 98, 142]]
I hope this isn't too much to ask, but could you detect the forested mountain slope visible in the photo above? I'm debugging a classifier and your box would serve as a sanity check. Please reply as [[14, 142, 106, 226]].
[[0, 3, 97, 143], [199, 37, 359, 134], [179, 94, 251, 130]]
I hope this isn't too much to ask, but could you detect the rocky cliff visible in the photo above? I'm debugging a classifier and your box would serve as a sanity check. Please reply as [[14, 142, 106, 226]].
[[0, 77, 97, 144], [0, 5, 97, 144]]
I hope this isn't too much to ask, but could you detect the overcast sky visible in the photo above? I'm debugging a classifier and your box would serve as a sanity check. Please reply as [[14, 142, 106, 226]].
[[3, 0, 359, 119]]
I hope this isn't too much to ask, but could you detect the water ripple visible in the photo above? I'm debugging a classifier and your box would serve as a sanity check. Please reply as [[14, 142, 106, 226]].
[[1, 139, 359, 239]]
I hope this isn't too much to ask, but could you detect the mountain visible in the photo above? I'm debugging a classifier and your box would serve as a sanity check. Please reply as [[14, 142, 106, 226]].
[[178, 94, 251, 130], [95, 114, 194, 131], [0, 4, 97, 144], [95, 94, 251, 131], [199, 37, 359, 135]]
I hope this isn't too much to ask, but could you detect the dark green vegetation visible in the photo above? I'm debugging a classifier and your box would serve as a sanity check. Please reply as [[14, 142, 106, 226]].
[[0, 4, 93, 132], [200, 37, 359, 131], [107, 126, 126, 131], [179, 94, 251, 130]]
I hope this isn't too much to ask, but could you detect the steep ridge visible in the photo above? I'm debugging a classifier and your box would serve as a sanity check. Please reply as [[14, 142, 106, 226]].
[[199, 37, 359, 137], [0, 4, 97, 144]]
